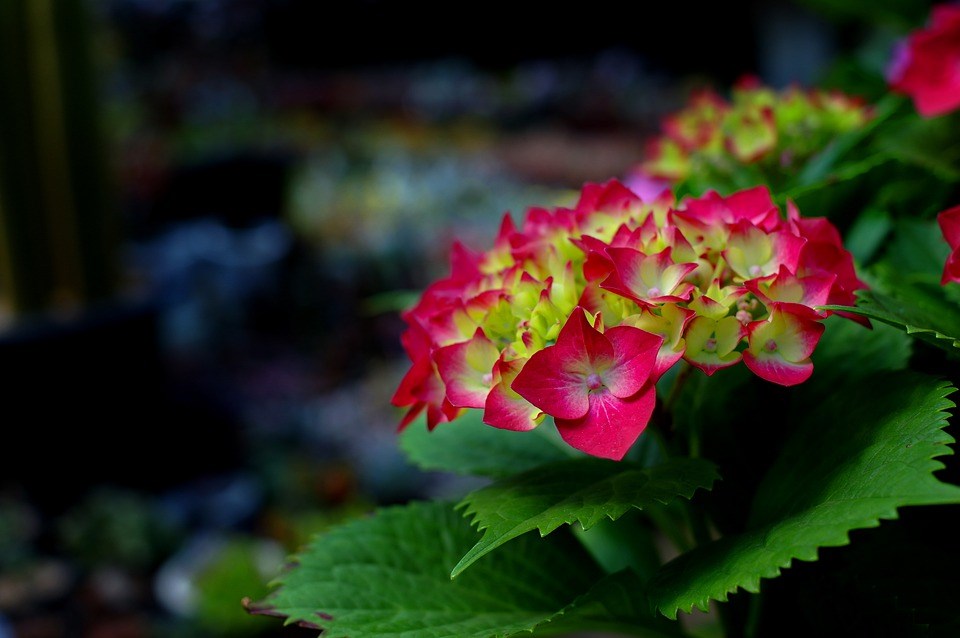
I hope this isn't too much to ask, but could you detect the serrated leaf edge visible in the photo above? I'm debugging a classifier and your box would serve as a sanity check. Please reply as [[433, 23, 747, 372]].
[[820, 304, 960, 350], [453, 459, 719, 579], [655, 382, 960, 619]]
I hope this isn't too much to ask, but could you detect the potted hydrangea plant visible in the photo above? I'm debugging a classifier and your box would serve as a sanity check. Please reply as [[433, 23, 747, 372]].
[[249, 5, 960, 636]]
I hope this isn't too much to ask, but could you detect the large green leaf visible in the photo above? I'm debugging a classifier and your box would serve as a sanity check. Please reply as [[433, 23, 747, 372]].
[[399, 410, 573, 479], [453, 458, 718, 578], [648, 372, 960, 618], [753, 509, 960, 636], [253, 501, 676, 638]]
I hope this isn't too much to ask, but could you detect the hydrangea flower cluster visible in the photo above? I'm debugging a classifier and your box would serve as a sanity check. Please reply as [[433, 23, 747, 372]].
[[888, 4, 960, 118], [641, 80, 872, 184], [393, 181, 865, 460]]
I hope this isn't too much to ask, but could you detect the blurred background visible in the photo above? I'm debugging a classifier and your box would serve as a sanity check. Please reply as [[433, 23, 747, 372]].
[[0, 1, 926, 636]]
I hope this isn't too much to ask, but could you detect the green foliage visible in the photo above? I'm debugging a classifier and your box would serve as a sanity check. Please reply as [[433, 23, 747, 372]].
[[838, 208, 892, 265], [257, 501, 678, 638], [399, 410, 573, 478], [751, 509, 960, 635], [880, 218, 951, 277], [647, 372, 960, 618], [453, 458, 718, 577], [825, 219, 960, 353], [806, 314, 912, 391], [825, 288, 960, 352]]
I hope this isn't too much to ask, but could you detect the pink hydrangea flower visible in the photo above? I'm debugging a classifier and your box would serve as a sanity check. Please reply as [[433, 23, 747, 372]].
[[638, 80, 871, 184], [393, 180, 864, 458], [938, 204, 960, 284], [511, 307, 662, 460], [888, 5, 960, 117]]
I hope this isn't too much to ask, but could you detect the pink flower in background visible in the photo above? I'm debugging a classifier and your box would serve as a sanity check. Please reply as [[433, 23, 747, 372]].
[[938, 204, 960, 284], [639, 82, 871, 183], [888, 4, 960, 117]]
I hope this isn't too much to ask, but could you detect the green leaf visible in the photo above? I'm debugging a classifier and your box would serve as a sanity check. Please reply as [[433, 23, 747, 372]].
[[573, 513, 664, 580], [254, 501, 675, 638], [399, 410, 573, 479], [823, 219, 960, 352], [782, 153, 953, 226], [648, 372, 960, 618], [453, 458, 718, 578], [794, 95, 903, 187], [547, 569, 688, 637], [842, 208, 892, 265], [881, 219, 952, 278], [754, 510, 960, 635], [806, 314, 912, 392], [823, 287, 960, 352]]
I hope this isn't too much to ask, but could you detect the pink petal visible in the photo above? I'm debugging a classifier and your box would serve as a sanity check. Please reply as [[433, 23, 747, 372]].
[[593, 179, 643, 213], [483, 357, 541, 432], [623, 169, 672, 203], [742, 351, 814, 386], [511, 307, 612, 420], [484, 385, 541, 431], [603, 247, 698, 305], [449, 240, 483, 281], [556, 306, 615, 370], [938, 204, 960, 250], [603, 326, 663, 395], [392, 355, 433, 407], [943, 251, 960, 285], [888, 17, 960, 117], [745, 264, 836, 309], [792, 216, 843, 247], [434, 329, 500, 409], [555, 384, 657, 461], [427, 398, 461, 431], [723, 185, 778, 228], [939, 204, 960, 284], [743, 304, 824, 386]]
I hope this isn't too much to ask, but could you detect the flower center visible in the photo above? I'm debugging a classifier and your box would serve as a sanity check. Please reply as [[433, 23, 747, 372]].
[[764, 339, 778, 352], [748, 265, 763, 277], [704, 338, 717, 352], [586, 372, 604, 390], [647, 286, 662, 298]]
